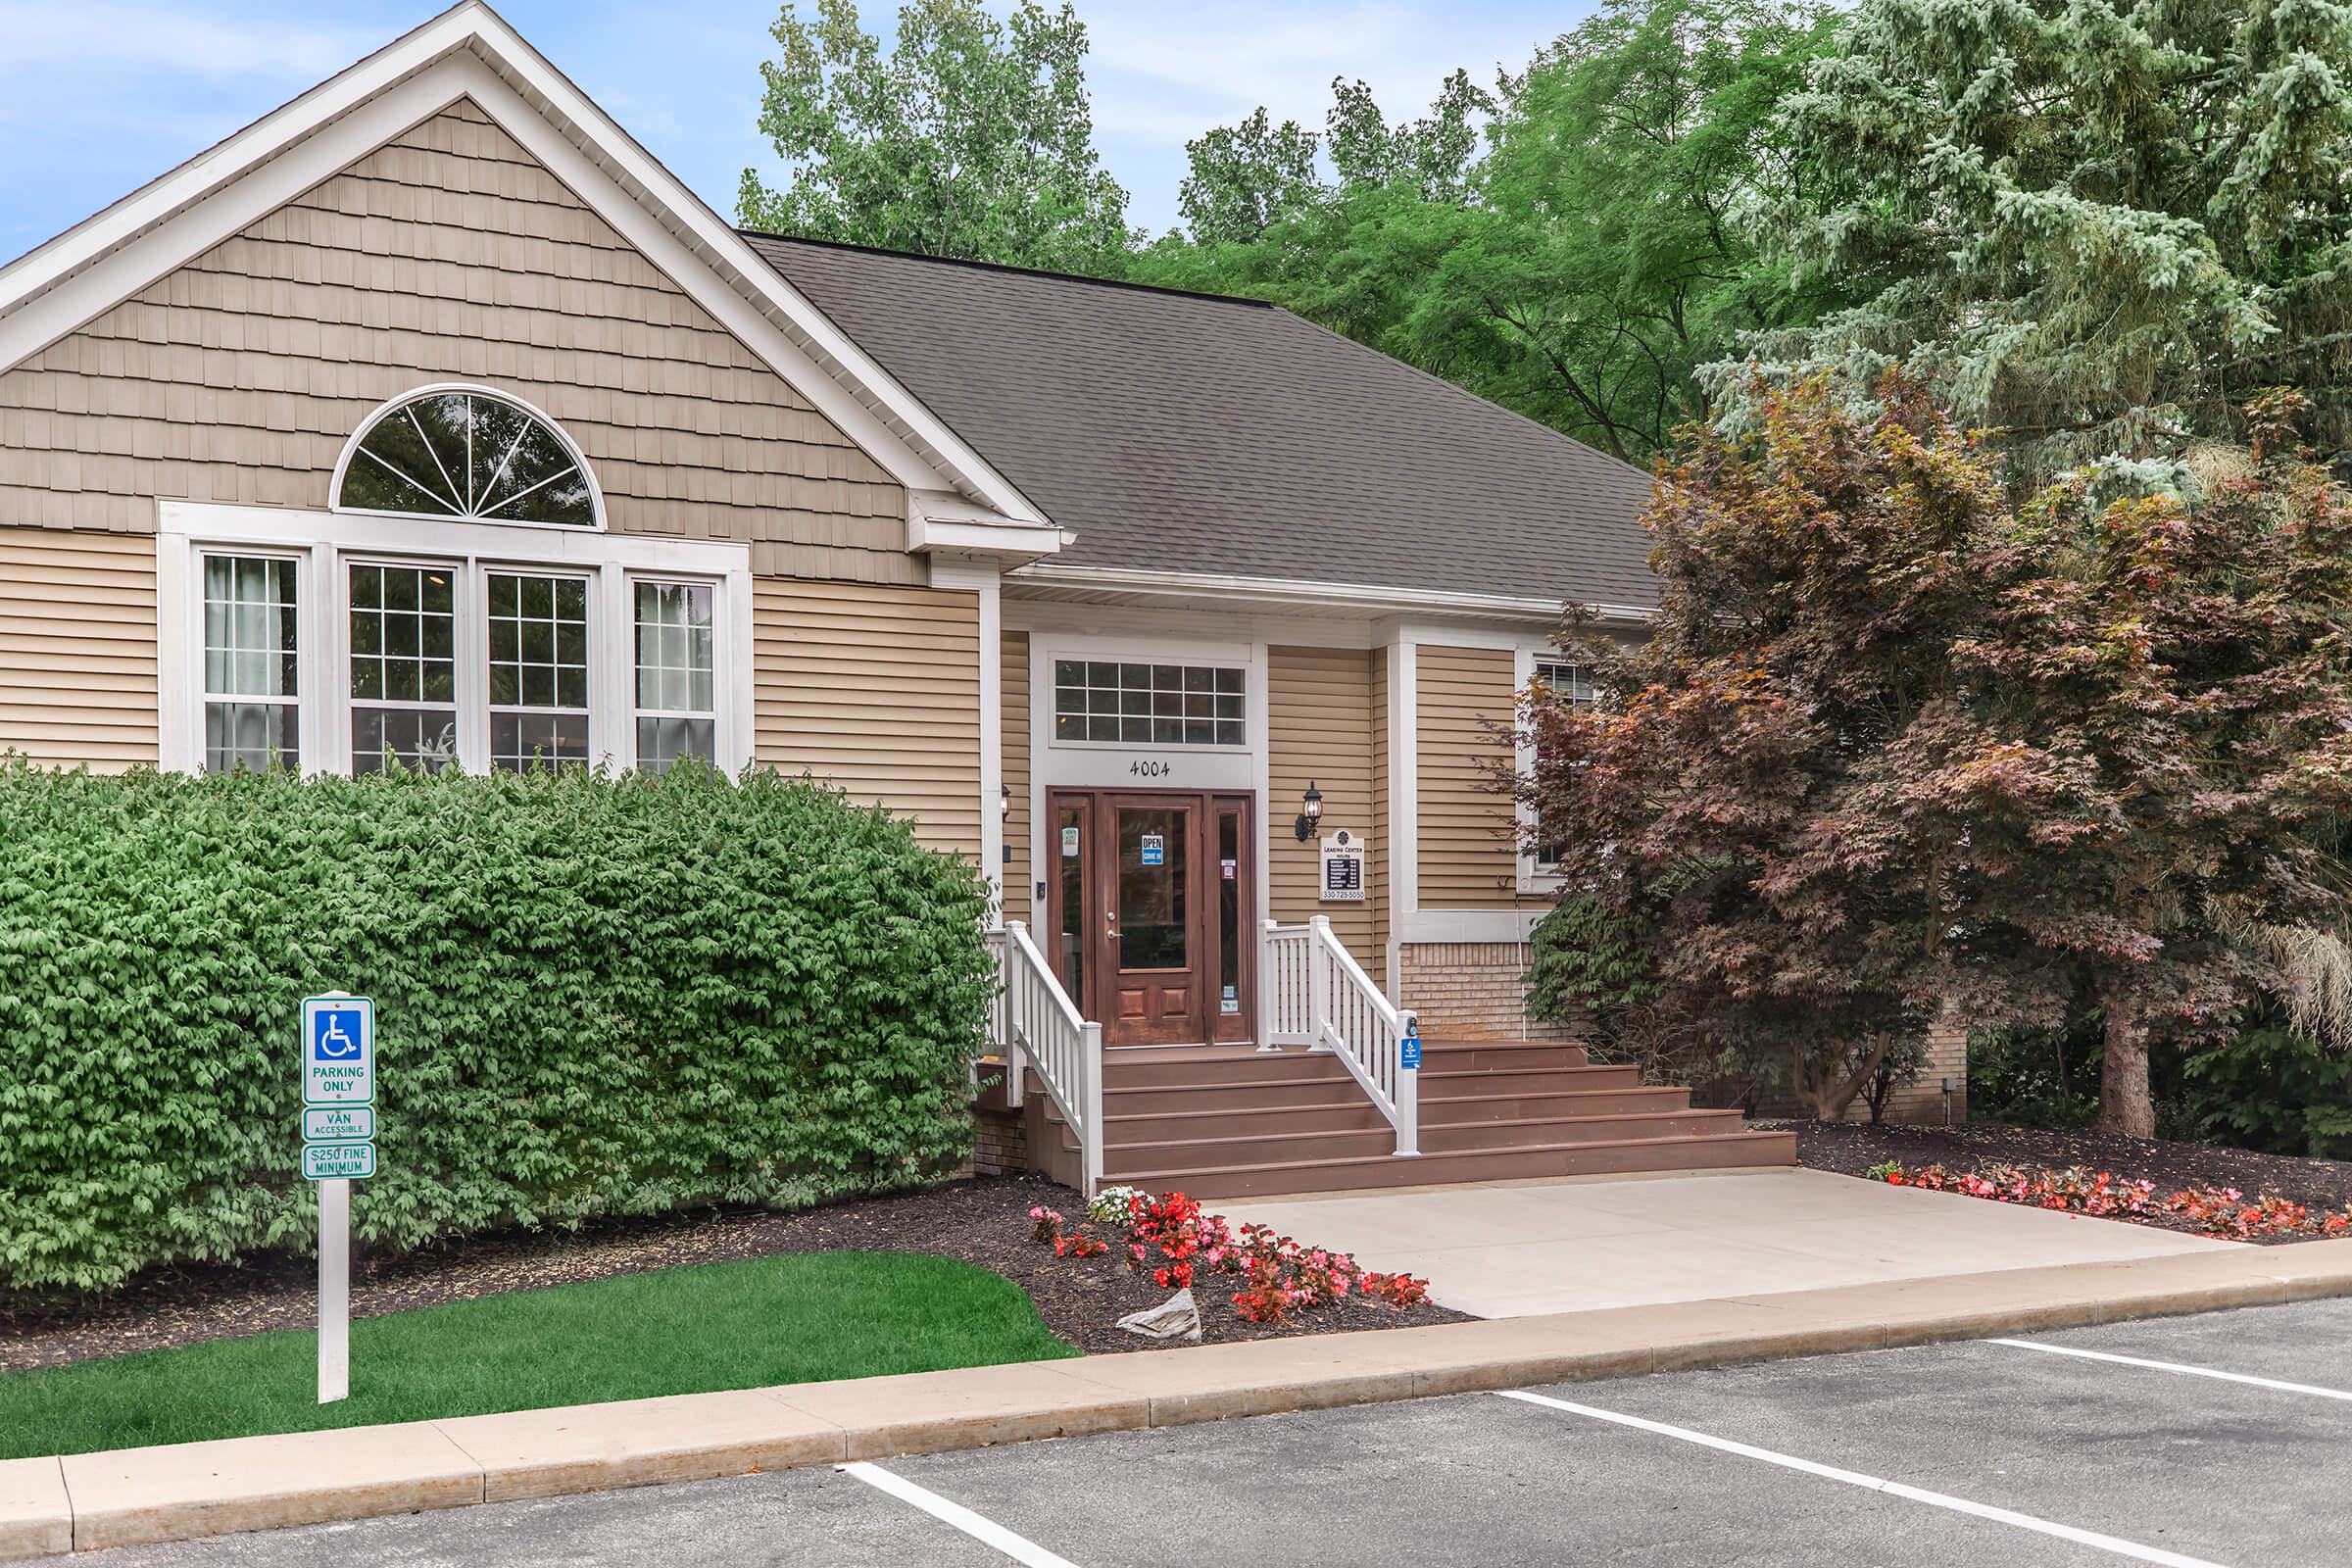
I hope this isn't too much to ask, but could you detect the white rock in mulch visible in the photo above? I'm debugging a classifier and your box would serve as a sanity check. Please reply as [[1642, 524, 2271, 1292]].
[[1116, 1288, 1201, 1342]]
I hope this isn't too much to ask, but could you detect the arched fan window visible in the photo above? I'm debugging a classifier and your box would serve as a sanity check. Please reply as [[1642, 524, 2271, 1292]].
[[333, 387, 602, 528]]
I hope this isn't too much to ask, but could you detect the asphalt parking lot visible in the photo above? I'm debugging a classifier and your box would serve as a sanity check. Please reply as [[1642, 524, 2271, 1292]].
[[49, 1296, 2352, 1567]]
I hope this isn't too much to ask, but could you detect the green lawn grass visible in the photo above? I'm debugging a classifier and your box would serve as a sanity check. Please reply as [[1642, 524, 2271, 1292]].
[[0, 1251, 1077, 1460]]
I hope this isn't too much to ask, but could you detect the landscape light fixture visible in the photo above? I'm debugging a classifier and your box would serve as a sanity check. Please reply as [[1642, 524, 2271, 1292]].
[[1295, 781, 1324, 841]]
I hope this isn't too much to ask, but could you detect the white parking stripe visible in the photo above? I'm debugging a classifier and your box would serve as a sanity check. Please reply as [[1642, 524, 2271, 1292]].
[[1988, 1337, 2352, 1401], [838, 1461, 1085, 1568], [1495, 1389, 2230, 1568]]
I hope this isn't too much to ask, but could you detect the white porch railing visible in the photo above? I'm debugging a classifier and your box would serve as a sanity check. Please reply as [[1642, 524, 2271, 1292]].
[[1259, 915, 1420, 1156], [986, 921, 1104, 1195]]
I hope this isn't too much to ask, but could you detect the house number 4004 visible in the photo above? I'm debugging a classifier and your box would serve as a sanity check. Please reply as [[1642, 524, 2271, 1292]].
[[1129, 760, 1172, 779]]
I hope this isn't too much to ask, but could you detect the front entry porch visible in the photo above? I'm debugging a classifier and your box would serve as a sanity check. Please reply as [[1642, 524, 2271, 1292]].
[[989, 914, 1797, 1200]]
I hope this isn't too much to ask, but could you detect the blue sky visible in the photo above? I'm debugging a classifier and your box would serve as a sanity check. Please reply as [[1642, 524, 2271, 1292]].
[[0, 0, 1590, 264]]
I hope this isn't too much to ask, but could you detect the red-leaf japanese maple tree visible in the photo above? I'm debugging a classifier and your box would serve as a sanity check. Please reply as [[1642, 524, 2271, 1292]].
[[1526, 377, 2352, 1134]]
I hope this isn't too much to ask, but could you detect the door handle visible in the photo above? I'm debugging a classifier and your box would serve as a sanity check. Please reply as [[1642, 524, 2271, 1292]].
[[1104, 910, 1119, 938]]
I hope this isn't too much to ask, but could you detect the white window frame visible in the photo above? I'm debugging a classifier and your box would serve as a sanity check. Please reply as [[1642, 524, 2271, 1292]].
[[194, 547, 311, 773], [329, 382, 610, 534], [1513, 646, 1596, 896], [627, 576, 725, 773], [158, 502, 754, 778], [1043, 649, 1254, 756]]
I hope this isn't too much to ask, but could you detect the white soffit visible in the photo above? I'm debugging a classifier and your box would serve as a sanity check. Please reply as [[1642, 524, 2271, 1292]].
[[0, 0, 1053, 536]]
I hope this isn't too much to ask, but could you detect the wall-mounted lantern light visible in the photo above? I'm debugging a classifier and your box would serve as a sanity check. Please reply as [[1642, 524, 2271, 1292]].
[[1000, 783, 1011, 819], [1294, 780, 1324, 841]]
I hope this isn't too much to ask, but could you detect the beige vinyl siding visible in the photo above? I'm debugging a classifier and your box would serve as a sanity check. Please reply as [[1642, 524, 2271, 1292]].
[[754, 578, 983, 859], [1369, 645, 1390, 963], [0, 100, 910, 583], [1267, 645, 1377, 955], [1003, 629, 1031, 901], [1415, 643, 1531, 911], [0, 528, 158, 767]]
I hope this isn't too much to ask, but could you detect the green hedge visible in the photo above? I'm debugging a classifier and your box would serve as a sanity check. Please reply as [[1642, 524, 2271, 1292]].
[[0, 760, 994, 1293]]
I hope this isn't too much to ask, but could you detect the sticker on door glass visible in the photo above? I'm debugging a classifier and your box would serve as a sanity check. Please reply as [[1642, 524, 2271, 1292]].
[[1222, 984, 1240, 1014], [1061, 825, 1080, 858], [1139, 833, 1164, 866], [1220, 858, 1236, 880]]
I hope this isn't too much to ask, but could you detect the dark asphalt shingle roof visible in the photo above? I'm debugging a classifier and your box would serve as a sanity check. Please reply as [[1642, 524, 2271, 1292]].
[[742, 233, 1660, 610]]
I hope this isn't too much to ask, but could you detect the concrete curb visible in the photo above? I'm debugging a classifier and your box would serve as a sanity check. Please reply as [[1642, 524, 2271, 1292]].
[[8, 1238, 2352, 1559]]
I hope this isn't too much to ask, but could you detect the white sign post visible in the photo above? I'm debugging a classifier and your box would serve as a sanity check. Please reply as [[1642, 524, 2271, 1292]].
[[301, 992, 375, 1405]]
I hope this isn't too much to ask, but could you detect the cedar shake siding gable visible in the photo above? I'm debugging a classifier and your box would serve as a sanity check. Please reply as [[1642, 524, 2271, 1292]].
[[0, 101, 913, 585]]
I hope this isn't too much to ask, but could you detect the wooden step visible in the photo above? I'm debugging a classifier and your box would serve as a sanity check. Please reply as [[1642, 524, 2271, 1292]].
[[1415, 1063, 1642, 1096], [1112, 1128, 1801, 1200], [1101, 1050, 1357, 1089], [1100, 1108, 1749, 1176], [1104, 1099, 1392, 1142], [1416, 1085, 1693, 1121], [1098, 1073, 1382, 1114], [1415, 1041, 1592, 1072], [1096, 1086, 1694, 1144]]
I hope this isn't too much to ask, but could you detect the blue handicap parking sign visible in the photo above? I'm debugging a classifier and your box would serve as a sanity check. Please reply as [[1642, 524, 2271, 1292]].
[[1400, 1028, 1422, 1070], [313, 1008, 364, 1061], [302, 994, 375, 1106]]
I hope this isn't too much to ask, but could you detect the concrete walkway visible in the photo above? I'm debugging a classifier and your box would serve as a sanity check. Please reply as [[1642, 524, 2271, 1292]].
[[1216, 1166, 2237, 1317]]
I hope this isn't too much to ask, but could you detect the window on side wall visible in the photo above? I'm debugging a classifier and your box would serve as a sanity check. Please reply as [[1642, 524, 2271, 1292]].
[[1530, 659, 1595, 870]]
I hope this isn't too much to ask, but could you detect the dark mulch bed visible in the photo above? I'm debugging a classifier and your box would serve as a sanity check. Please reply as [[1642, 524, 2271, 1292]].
[[1789, 1118, 2352, 1245], [0, 1173, 1464, 1373]]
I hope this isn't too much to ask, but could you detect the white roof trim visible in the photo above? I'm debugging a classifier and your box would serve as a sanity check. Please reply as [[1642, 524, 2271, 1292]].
[[905, 489, 1064, 559], [0, 0, 1051, 531], [1007, 562, 1656, 624]]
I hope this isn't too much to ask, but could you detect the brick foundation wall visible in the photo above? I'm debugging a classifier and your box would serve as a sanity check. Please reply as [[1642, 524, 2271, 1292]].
[[1848, 1023, 1969, 1125], [965, 1070, 1031, 1177], [1396, 943, 1579, 1043]]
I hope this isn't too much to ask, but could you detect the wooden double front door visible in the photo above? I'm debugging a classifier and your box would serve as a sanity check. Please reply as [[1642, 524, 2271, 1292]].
[[1045, 789, 1255, 1046]]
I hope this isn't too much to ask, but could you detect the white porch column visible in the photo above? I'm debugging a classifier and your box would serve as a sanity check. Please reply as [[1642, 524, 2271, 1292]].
[[930, 557, 1004, 909]]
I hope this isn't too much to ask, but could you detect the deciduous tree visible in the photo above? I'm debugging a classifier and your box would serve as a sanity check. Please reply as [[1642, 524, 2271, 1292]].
[[1527, 379, 2352, 1133], [737, 0, 1131, 272]]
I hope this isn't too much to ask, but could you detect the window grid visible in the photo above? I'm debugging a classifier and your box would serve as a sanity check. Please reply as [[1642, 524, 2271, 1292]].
[[487, 571, 591, 771], [1053, 660, 1246, 746], [1536, 661, 1595, 707], [1532, 661, 1593, 869], [348, 562, 460, 774], [633, 579, 715, 773], [201, 554, 299, 774], [337, 390, 597, 528]]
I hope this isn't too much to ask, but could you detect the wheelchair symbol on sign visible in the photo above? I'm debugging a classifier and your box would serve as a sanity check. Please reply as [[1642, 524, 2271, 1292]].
[[314, 1012, 362, 1060]]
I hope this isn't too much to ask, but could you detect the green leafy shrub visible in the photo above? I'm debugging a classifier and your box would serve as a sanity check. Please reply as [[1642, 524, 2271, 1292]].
[[2177, 1027, 2352, 1159], [0, 760, 994, 1293]]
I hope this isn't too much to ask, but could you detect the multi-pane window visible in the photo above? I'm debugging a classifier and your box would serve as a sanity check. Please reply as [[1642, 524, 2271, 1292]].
[[202, 556, 299, 773], [634, 580, 715, 772], [1532, 661, 1594, 868], [487, 572, 591, 771], [1054, 661, 1245, 746], [336, 390, 597, 527], [349, 564, 458, 773], [1536, 661, 1594, 708]]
